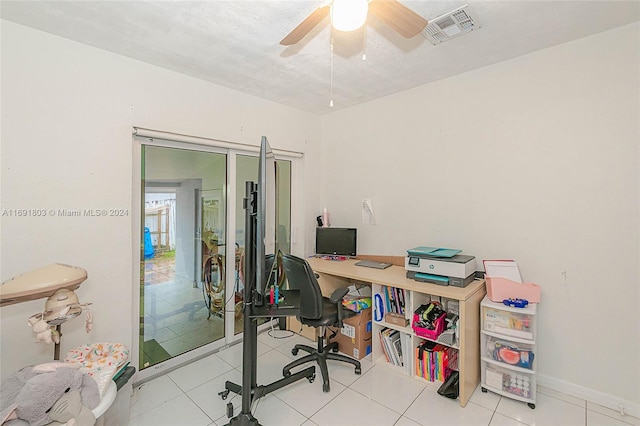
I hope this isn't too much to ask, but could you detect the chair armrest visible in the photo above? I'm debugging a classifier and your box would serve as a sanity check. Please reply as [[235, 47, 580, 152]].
[[329, 287, 349, 304], [330, 287, 349, 328]]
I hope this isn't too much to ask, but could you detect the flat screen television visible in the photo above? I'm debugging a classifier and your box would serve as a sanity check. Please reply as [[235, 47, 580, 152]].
[[315, 227, 357, 257], [256, 136, 277, 297]]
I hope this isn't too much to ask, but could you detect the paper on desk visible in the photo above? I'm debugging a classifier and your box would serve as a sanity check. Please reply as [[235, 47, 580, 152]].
[[483, 260, 522, 283]]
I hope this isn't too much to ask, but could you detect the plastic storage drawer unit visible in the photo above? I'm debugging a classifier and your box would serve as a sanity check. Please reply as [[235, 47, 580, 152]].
[[480, 296, 537, 409]]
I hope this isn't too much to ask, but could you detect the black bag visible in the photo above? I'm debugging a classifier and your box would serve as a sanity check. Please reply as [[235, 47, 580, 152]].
[[437, 370, 459, 399]]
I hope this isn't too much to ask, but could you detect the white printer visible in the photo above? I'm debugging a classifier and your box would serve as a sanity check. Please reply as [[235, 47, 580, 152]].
[[404, 247, 477, 287]]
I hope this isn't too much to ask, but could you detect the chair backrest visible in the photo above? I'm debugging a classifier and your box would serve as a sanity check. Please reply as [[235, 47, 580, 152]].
[[281, 254, 323, 320]]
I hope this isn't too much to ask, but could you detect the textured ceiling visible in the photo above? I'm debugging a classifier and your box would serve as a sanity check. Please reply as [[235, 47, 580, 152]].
[[2, 1, 639, 114]]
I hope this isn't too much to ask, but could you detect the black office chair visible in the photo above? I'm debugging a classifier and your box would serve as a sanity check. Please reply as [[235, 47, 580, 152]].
[[281, 254, 361, 392]]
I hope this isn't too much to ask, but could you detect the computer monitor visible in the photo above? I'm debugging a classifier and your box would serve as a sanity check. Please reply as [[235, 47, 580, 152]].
[[315, 227, 357, 257]]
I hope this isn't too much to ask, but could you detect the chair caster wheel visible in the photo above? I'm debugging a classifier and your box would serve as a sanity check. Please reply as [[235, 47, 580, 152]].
[[355, 367, 361, 375], [227, 402, 234, 418], [322, 383, 330, 392], [308, 374, 315, 383], [218, 390, 230, 400], [331, 347, 339, 353], [291, 348, 299, 356], [481, 387, 487, 393], [528, 403, 535, 409]]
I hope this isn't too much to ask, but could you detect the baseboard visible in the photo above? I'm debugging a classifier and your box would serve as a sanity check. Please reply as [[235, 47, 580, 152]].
[[537, 374, 639, 419]]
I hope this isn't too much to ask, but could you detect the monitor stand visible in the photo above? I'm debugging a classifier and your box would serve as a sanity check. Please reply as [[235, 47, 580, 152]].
[[220, 182, 315, 426]]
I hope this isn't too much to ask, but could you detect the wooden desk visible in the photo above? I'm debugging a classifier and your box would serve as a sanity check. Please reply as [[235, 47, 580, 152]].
[[305, 257, 486, 407]]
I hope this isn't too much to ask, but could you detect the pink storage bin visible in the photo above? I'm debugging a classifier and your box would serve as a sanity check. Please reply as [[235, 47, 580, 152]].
[[486, 277, 541, 303], [412, 313, 446, 340]]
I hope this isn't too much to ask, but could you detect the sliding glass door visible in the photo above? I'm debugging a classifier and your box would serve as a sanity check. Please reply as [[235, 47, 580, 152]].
[[137, 139, 294, 375], [140, 145, 227, 369]]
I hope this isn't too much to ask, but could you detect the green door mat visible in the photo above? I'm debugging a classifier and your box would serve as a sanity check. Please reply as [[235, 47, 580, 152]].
[[142, 339, 171, 366]]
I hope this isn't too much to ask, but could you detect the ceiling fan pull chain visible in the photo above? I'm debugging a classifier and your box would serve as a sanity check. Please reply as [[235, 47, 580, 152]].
[[362, 25, 367, 61], [330, 34, 334, 107]]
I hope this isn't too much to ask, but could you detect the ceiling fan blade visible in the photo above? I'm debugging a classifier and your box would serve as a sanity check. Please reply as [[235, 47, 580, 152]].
[[369, 0, 428, 38], [280, 5, 330, 46]]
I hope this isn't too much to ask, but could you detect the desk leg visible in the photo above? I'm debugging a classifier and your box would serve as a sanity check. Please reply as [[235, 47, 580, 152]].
[[458, 288, 485, 407]]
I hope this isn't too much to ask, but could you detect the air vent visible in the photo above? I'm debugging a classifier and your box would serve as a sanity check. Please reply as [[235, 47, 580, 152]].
[[422, 5, 480, 45]]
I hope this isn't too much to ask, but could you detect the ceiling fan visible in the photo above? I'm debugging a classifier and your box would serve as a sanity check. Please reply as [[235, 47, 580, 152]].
[[280, 0, 428, 46]]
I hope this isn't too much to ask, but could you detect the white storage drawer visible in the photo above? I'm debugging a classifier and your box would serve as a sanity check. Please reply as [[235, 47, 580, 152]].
[[483, 363, 535, 400], [482, 333, 535, 370], [482, 302, 536, 340]]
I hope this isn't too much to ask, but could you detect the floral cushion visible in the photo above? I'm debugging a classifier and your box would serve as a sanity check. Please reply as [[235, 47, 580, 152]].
[[65, 343, 129, 396]]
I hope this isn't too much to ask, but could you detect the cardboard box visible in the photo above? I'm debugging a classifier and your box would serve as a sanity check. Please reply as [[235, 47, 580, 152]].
[[288, 316, 318, 341], [328, 307, 372, 360], [385, 312, 409, 327]]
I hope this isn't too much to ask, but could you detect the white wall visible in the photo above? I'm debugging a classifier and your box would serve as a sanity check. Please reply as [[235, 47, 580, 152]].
[[321, 23, 639, 410], [0, 20, 321, 378]]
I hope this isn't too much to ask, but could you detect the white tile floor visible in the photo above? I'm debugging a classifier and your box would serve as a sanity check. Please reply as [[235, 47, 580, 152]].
[[129, 331, 639, 426]]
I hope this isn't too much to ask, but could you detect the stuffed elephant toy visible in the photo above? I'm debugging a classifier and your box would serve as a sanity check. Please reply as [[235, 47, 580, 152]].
[[0, 362, 100, 426]]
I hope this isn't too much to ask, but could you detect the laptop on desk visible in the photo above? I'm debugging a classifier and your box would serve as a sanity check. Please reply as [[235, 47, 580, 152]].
[[355, 260, 392, 270]]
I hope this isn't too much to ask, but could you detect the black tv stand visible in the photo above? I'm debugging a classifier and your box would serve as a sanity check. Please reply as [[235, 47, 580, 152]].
[[219, 181, 315, 426], [219, 291, 316, 426]]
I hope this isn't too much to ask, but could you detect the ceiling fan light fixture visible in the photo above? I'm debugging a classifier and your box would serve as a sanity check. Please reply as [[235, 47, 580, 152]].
[[331, 0, 369, 32]]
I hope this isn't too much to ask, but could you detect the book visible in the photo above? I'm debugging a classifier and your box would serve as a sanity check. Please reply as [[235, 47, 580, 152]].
[[388, 286, 397, 313], [401, 333, 411, 374], [392, 287, 399, 313], [392, 332, 403, 366], [386, 330, 400, 365], [383, 286, 391, 313], [416, 340, 439, 381], [398, 289, 406, 315], [380, 327, 401, 366], [379, 328, 391, 363], [112, 362, 130, 381]]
